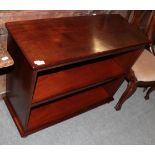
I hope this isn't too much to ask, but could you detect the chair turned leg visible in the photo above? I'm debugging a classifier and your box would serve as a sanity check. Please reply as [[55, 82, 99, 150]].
[[115, 70, 137, 111], [145, 84, 155, 100], [143, 87, 148, 92]]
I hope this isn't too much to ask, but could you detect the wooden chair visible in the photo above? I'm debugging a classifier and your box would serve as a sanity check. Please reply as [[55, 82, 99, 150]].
[[115, 10, 155, 111]]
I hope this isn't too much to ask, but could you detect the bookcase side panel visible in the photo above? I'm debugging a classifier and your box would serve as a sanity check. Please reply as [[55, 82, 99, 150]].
[[6, 34, 37, 129], [113, 49, 143, 73]]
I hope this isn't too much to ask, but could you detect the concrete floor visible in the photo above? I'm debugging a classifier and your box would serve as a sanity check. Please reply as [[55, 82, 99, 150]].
[[1, 81, 155, 144]]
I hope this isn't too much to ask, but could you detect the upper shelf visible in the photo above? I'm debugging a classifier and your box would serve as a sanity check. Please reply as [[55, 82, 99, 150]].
[[32, 58, 124, 105], [6, 14, 149, 70]]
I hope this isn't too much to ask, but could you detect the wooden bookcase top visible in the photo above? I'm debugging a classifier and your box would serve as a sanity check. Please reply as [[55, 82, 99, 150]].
[[6, 14, 149, 70]]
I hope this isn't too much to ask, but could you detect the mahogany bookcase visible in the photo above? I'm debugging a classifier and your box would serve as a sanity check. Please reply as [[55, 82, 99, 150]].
[[4, 15, 149, 137]]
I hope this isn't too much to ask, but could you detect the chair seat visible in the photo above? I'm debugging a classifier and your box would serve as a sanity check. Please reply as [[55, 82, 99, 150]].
[[132, 49, 155, 82]]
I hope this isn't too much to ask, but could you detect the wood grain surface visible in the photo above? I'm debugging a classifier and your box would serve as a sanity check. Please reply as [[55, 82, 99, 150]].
[[6, 14, 149, 70]]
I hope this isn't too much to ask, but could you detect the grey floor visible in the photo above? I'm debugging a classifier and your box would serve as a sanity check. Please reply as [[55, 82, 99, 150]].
[[1, 81, 155, 145]]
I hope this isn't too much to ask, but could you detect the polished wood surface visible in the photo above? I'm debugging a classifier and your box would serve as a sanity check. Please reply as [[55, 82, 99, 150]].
[[4, 85, 112, 136], [115, 11, 155, 110], [6, 15, 148, 70], [115, 70, 137, 111], [32, 58, 123, 104], [29, 86, 111, 132], [6, 35, 37, 128], [5, 15, 149, 136]]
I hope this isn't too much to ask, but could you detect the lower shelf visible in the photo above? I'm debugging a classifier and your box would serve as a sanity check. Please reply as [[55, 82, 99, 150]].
[[4, 86, 113, 137]]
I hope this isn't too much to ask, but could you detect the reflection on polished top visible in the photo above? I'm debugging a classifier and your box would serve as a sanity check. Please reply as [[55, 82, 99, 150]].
[[6, 14, 149, 70]]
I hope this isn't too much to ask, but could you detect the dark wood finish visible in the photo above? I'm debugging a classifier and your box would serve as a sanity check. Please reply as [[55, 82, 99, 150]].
[[115, 70, 137, 111], [0, 10, 116, 95], [116, 71, 155, 110], [29, 86, 111, 133], [147, 11, 155, 55], [115, 78, 141, 111], [145, 84, 155, 100], [113, 49, 143, 72], [4, 15, 149, 136], [33, 59, 123, 104], [6, 34, 37, 128], [4, 96, 27, 137], [103, 78, 124, 97], [115, 11, 155, 110], [131, 11, 153, 33], [6, 14, 148, 70], [4, 86, 113, 137]]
